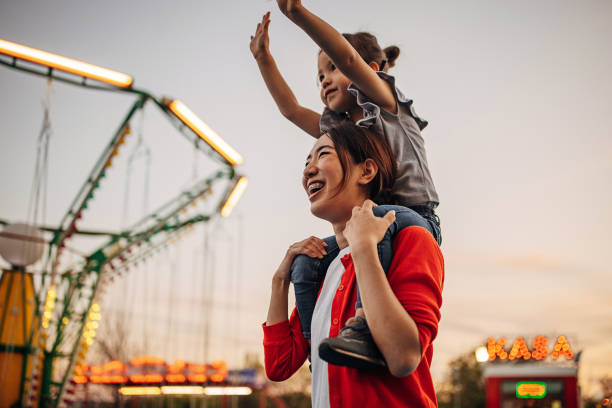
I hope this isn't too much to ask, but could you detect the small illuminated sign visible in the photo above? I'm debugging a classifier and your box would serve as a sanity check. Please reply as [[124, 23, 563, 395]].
[[516, 381, 547, 398]]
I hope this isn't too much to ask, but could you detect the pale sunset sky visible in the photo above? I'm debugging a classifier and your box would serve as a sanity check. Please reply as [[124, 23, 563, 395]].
[[1, 0, 611, 396]]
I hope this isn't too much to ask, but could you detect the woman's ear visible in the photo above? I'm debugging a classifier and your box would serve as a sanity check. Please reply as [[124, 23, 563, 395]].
[[368, 61, 380, 71], [358, 158, 379, 185]]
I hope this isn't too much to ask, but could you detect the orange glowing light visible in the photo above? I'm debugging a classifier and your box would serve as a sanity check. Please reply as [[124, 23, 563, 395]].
[[210, 374, 225, 383], [188, 364, 207, 373], [104, 360, 126, 372], [90, 375, 129, 384], [167, 100, 243, 165], [130, 374, 164, 383], [130, 355, 165, 366], [90, 365, 104, 375], [0, 38, 133, 88], [167, 360, 186, 372], [165, 374, 187, 383], [220, 176, 248, 217], [188, 374, 207, 383], [531, 336, 549, 360], [487, 337, 506, 361], [551, 336, 573, 360]]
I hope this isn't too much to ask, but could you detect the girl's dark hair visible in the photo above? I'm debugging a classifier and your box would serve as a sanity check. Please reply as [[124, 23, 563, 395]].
[[342, 32, 400, 71], [323, 121, 397, 204]]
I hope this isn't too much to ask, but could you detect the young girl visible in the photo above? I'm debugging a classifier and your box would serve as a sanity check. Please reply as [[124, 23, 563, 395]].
[[250, 1, 441, 369]]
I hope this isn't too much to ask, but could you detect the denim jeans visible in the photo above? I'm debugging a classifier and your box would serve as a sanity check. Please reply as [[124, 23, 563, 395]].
[[290, 204, 442, 339]]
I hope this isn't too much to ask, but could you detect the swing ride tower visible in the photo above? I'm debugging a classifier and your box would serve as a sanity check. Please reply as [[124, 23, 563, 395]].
[[0, 38, 248, 408]]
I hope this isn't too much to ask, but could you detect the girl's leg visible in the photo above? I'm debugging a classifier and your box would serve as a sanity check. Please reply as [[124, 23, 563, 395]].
[[354, 205, 434, 309], [319, 205, 440, 369], [290, 235, 339, 339]]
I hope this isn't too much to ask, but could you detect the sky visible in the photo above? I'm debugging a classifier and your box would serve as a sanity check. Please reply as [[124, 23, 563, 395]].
[[1, 0, 611, 396]]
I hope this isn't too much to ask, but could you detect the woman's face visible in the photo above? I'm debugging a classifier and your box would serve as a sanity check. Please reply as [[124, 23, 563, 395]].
[[302, 134, 366, 223]]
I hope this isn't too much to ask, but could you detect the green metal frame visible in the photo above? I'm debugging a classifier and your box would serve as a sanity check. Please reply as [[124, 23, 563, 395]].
[[0, 49, 244, 408]]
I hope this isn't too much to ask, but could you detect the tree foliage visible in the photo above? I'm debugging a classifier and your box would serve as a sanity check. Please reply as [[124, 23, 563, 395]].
[[436, 349, 485, 408]]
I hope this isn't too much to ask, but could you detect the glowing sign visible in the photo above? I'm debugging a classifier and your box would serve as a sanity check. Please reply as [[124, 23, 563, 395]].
[[486, 336, 574, 362], [516, 381, 547, 398], [71, 356, 230, 385]]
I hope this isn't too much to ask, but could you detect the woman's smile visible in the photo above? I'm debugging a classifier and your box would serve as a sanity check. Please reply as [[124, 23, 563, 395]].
[[307, 180, 325, 201]]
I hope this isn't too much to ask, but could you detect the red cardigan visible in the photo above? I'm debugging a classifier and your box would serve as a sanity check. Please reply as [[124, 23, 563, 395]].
[[263, 226, 444, 407]]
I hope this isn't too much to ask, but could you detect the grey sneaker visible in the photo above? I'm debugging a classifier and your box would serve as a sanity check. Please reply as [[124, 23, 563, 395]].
[[318, 316, 386, 370]]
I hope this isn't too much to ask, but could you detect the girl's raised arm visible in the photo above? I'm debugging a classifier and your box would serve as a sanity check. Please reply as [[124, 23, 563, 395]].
[[250, 12, 321, 138], [277, 1, 397, 114]]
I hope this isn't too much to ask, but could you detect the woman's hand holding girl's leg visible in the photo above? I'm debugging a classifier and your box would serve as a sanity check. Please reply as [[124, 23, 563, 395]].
[[266, 236, 328, 326]]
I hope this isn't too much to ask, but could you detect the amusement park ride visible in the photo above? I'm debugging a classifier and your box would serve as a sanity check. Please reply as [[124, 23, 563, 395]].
[[0, 39, 249, 407]]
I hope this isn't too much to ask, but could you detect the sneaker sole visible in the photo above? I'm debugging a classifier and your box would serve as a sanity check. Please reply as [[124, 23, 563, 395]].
[[319, 342, 386, 370]]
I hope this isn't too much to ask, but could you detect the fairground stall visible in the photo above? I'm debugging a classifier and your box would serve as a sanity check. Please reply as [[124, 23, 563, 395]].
[[478, 335, 581, 408]]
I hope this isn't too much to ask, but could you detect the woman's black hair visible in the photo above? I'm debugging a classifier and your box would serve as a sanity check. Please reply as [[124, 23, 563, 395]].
[[323, 121, 397, 204], [342, 32, 400, 72]]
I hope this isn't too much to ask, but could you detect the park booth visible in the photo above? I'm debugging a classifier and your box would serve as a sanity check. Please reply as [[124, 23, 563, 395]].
[[484, 364, 579, 408], [481, 336, 580, 408]]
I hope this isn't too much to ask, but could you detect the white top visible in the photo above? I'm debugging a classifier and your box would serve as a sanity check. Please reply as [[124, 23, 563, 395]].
[[310, 246, 351, 408]]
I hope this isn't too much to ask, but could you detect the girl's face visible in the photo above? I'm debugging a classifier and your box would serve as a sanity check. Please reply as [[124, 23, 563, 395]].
[[317, 52, 355, 113], [302, 134, 366, 223]]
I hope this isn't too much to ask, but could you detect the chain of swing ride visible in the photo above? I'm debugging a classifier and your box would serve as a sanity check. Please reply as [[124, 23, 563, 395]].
[[1, 39, 245, 406], [12, 95, 237, 408]]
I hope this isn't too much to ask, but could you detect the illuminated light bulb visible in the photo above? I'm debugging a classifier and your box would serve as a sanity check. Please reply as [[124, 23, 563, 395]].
[[166, 100, 243, 165], [220, 176, 248, 217], [0, 39, 131, 89]]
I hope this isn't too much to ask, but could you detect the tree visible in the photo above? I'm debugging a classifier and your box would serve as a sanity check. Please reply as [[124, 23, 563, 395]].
[[436, 349, 485, 408]]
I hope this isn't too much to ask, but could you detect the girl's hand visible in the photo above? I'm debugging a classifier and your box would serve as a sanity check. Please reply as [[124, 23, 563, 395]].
[[274, 236, 328, 281], [345, 200, 395, 251], [276, 0, 302, 18], [250, 12, 271, 60]]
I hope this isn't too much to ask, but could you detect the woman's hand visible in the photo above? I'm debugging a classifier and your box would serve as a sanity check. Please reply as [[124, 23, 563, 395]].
[[345, 200, 395, 251], [273, 236, 328, 281], [276, 0, 303, 19], [250, 12, 271, 61]]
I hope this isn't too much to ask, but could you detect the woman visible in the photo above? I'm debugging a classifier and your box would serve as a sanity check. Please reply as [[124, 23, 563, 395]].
[[263, 121, 444, 407]]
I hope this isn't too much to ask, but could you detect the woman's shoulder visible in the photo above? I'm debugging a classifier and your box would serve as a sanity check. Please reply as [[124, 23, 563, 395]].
[[392, 226, 443, 265]]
